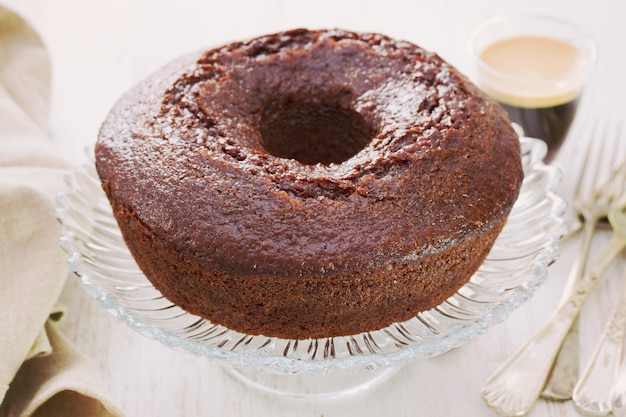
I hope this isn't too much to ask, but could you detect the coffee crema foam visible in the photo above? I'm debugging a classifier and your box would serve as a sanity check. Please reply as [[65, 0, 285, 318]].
[[478, 36, 584, 108]]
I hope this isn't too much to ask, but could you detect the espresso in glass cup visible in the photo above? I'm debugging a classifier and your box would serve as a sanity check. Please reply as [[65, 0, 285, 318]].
[[469, 15, 596, 162]]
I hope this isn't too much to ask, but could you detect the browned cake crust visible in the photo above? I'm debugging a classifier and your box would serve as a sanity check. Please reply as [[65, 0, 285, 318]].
[[95, 29, 523, 340]]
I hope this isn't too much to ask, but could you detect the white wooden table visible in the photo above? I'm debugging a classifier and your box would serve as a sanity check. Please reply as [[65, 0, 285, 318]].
[[6, 0, 626, 415]]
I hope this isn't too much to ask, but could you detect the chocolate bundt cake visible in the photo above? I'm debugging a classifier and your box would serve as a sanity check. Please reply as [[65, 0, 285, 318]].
[[95, 28, 524, 340]]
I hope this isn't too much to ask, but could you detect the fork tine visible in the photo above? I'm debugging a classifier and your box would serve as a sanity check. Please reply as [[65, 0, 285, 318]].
[[615, 123, 626, 200], [588, 120, 608, 195], [604, 120, 622, 180], [559, 120, 601, 240], [612, 161, 626, 206], [594, 121, 626, 204], [605, 120, 619, 171], [575, 118, 614, 203], [573, 121, 596, 200], [602, 162, 626, 205]]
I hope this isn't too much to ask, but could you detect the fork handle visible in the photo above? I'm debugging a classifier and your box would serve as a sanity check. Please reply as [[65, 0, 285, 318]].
[[572, 267, 626, 416], [482, 234, 626, 416], [482, 314, 573, 416], [612, 350, 626, 417], [542, 217, 598, 400]]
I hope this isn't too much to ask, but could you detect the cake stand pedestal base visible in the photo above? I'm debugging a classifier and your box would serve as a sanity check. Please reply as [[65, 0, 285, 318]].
[[224, 364, 402, 399]]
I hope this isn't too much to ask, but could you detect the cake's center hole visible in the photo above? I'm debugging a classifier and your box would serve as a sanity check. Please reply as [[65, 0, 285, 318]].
[[260, 103, 373, 165]]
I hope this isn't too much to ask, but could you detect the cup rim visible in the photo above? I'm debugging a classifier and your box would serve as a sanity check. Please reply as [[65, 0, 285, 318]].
[[467, 13, 597, 87]]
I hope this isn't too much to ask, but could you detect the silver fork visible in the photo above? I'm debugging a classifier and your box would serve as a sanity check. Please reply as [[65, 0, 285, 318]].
[[572, 194, 626, 416], [481, 122, 626, 416], [543, 120, 626, 401], [482, 195, 626, 416], [611, 271, 626, 417]]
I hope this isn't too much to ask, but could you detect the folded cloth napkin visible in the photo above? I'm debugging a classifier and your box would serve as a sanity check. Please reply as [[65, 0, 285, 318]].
[[0, 5, 124, 417]]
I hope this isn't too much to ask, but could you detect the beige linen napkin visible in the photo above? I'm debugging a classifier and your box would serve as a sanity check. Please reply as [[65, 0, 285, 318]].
[[0, 5, 124, 417]]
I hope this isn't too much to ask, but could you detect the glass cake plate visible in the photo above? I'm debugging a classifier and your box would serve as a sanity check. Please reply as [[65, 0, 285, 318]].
[[56, 136, 567, 398]]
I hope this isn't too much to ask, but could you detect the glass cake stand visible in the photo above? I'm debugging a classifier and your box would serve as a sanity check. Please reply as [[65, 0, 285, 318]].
[[56, 137, 567, 398]]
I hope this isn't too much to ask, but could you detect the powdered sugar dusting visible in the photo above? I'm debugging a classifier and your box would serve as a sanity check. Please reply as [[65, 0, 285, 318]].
[[95, 29, 523, 279]]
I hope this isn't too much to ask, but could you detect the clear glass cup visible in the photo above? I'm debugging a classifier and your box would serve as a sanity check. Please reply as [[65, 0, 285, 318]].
[[468, 14, 596, 162]]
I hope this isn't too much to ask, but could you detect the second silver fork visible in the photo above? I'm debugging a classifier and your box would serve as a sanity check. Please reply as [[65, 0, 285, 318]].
[[482, 176, 626, 417], [543, 120, 626, 401], [571, 160, 626, 413], [572, 194, 626, 416], [481, 121, 626, 416]]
